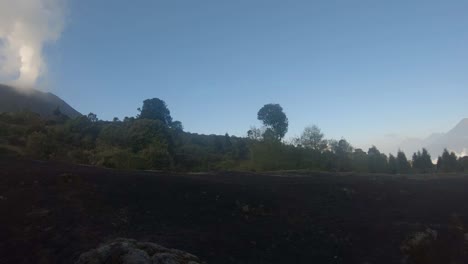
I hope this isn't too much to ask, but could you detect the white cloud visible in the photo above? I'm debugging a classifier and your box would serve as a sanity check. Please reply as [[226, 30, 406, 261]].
[[452, 148, 468, 158], [0, 0, 66, 88]]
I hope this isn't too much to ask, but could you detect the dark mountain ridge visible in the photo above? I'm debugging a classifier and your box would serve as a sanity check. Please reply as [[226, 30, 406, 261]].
[[0, 84, 81, 118]]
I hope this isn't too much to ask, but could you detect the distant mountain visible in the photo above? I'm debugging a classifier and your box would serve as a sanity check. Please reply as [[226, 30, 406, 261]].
[[425, 119, 468, 156], [394, 119, 468, 157], [0, 84, 81, 118]]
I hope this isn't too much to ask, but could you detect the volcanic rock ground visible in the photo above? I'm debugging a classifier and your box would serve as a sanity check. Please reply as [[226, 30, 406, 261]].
[[1, 158, 468, 263]]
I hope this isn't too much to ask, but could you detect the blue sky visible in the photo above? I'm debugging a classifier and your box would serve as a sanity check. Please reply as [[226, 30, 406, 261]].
[[43, 0, 468, 148]]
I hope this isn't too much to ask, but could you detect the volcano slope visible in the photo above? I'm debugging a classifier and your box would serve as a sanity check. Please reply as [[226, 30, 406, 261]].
[[1, 158, 468, 264]]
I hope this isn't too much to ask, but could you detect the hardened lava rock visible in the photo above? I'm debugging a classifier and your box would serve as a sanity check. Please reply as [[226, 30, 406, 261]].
[[76, 238, 202, 264]]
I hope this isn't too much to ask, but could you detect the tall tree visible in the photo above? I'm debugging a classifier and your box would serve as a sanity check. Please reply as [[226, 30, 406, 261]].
[[388, 154, 397, 174], [87, 112, 98, 123], [412, 148, 434, 173], [171, 120, 183, 131], [352, 148, 368, 172], [138, 98, 173, 126], [396, 150, 411, 173], [367, 146, 388, 173], [459, 156, 468, 173], [437, 149, 459, 172], [257, 104, 288, 140], [297, 125, 327, 152], [331, 138, 353, 171]]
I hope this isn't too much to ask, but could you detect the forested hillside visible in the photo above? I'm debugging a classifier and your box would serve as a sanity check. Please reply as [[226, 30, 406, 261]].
[[1, 97, 467, 173]]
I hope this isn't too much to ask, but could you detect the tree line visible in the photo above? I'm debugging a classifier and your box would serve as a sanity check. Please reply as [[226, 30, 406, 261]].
[[0, 99, 467, 173]]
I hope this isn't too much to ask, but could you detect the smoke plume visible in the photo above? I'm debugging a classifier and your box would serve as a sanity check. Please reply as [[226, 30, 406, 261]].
[[0, 0, 65, 88]]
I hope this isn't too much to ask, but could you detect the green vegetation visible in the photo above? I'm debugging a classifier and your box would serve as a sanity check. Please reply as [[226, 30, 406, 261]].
[[1, 98, 467, 173], [257, 104, 288, 140], [437, 149, 461, 173], [412, 149, 435, 173]]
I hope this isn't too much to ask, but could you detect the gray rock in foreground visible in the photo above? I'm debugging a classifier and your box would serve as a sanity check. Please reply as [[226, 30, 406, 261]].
[[76, 238, 201, 264]]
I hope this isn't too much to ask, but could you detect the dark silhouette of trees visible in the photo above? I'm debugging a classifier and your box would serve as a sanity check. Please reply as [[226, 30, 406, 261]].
[[367, 146, 388, 173], [257, 104, 288, 140], [3, 100, 468, 175], [388, 154, 397, 174], [123, 116, 135, 122], [224, 133, 233, 151], [262, 128, 278, 142], [171, 121, 183, 131], [352, 148, 368, 172], [297, 125, 327, 152], [330, 139, 353, 171], [51, 106, 69, 123], [138, 98, 173, 126], [459, 156, 468, 173], [247, 126, 263, 141], [87, 112, 98, 122], [437, 149, 459, 172], [396, 150, 411, 174], [412, 148, 434, 173]]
